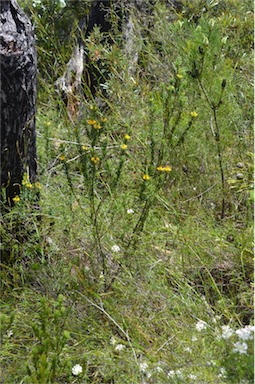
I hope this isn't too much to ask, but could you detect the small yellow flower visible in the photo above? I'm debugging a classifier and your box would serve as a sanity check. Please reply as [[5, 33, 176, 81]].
[[91, 156, 100, 164], [82, 145, 88, 151], [190, 111, 198, 118], [121, 144, 127, 150], [13, 196, 20, 203], [25, 182, 33, 189], [101, 117, 107, 122], [177, 73, 183, 79], [93, 123, 101, 129], [46, 122, 51, 126], [164, 165, 172, 172], [60, 155, 65, 161], [88, 119, 97, 125], [142, 174, 150, 181], [35, 182, 41, 189], [157, 166, 164, 172], [124, 134, 131, 140], [90, 105, 95, 110]]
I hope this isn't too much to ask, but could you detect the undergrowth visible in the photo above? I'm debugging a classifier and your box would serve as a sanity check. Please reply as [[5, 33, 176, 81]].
[[1, 0, 254, 383]]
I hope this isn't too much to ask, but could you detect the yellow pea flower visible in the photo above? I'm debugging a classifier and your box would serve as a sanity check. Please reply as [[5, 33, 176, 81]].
[[88, 119, 97, 125], [142, 174, 150, 181], [91, 156, 100, 164], [121, 144, 127, 150], [190, 111, 198, 118], [13, 196, 20, 203]]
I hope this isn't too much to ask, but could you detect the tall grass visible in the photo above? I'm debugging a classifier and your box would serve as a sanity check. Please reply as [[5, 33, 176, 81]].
[[1, 0, 253, 382]]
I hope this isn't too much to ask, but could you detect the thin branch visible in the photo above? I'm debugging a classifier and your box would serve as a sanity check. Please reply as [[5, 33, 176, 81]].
[[77, 292, 138, 363]]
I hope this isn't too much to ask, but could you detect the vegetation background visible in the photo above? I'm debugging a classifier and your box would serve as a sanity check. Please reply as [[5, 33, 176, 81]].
[[0, 0, 254, 383]]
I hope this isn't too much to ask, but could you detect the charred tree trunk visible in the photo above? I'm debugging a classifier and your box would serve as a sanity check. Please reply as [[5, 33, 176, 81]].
[[0, 0, 37, 206]]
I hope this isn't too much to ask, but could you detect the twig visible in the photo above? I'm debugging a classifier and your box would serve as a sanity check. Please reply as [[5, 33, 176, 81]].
[[76, 292, 138, 363], [181, 182, 218, 203]]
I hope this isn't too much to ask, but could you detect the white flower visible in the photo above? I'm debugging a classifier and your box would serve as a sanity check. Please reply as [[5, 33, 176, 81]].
[[111, 245, 120, 253], [127, 208, 134, 214], [110, 336, 116, 345], [191, 336, 198, 342], [139, 362, 149, 372], [221, 325, 234, 340], [188, 374, 197, 380], [72, 364, 83, 376], [206, 360, 216, 366], [156, 366, 164, 373], [218, 367, 227, 378], [6, 329, 13, 338], [167, 370, 182, 378], [195, 320, 207, 331], [233, 341, 248, 354], [184, 347, 192, 353], [236, 327, 254, 341], [115, 344, 126, 351]]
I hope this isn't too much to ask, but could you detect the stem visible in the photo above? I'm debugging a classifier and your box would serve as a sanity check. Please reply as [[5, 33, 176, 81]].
[[212, 108, 226, 219], [198, 79, 226, 219]]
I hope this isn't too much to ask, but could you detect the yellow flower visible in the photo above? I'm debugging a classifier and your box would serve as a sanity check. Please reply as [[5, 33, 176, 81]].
[[164, 165, 172, 172], [88, 119, 97, 125], [157, 165, 172, 172], [190, 111, 198, 118], [25, 182, 33, 189], [177, 73, 183, 79], [121, 144, 127, 150], [142, 174, 150, 181], [124, 134, 131, 140], [93, 123, 101, 129], [13, 196, 20, 203], [91, 156, 100, 164], [35, 182, 41, 189], [101, 117, 107, 122], [82, 145, 88, 151], [60, 155, 65, 161]]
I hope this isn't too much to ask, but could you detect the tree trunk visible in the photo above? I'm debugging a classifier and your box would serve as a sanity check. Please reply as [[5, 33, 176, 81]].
[[0, 0, 37, 206]]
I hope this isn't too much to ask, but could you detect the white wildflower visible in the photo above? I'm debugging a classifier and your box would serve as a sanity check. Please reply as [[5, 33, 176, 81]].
[[72, 364, 83, 376], [218, 367, 227, 378], [156, 366, 164, 373], [139, 362, 149, 372], [233, 341, 248, 354], [195, 320, 207, 331], [236, 327, 254, 341], [188, 374, 197, 380], [110, 336, 116, 345], [111, 245, 120, 253], [167, 369, 182, 378], [206, 360, 216, 366], [191, 336, 198, 342], [6, 329, 13, 338], [115, 344, 126, 351], [184, 347, 192, 353], [127, 208, 134, 214], [221, 325, 234, 340]]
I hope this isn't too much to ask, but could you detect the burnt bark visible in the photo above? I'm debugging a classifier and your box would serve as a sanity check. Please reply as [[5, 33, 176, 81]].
[[0, 0, 37, 206]]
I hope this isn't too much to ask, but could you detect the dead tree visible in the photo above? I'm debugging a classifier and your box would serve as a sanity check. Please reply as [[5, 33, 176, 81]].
[[0, 0, 37, 206]]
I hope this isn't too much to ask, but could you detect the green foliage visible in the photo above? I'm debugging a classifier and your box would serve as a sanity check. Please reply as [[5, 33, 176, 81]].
[[1, 0, 253, 382]]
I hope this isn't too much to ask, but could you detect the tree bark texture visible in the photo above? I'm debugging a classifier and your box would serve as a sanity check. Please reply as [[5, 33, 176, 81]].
[[0, 0, 37, 206]]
